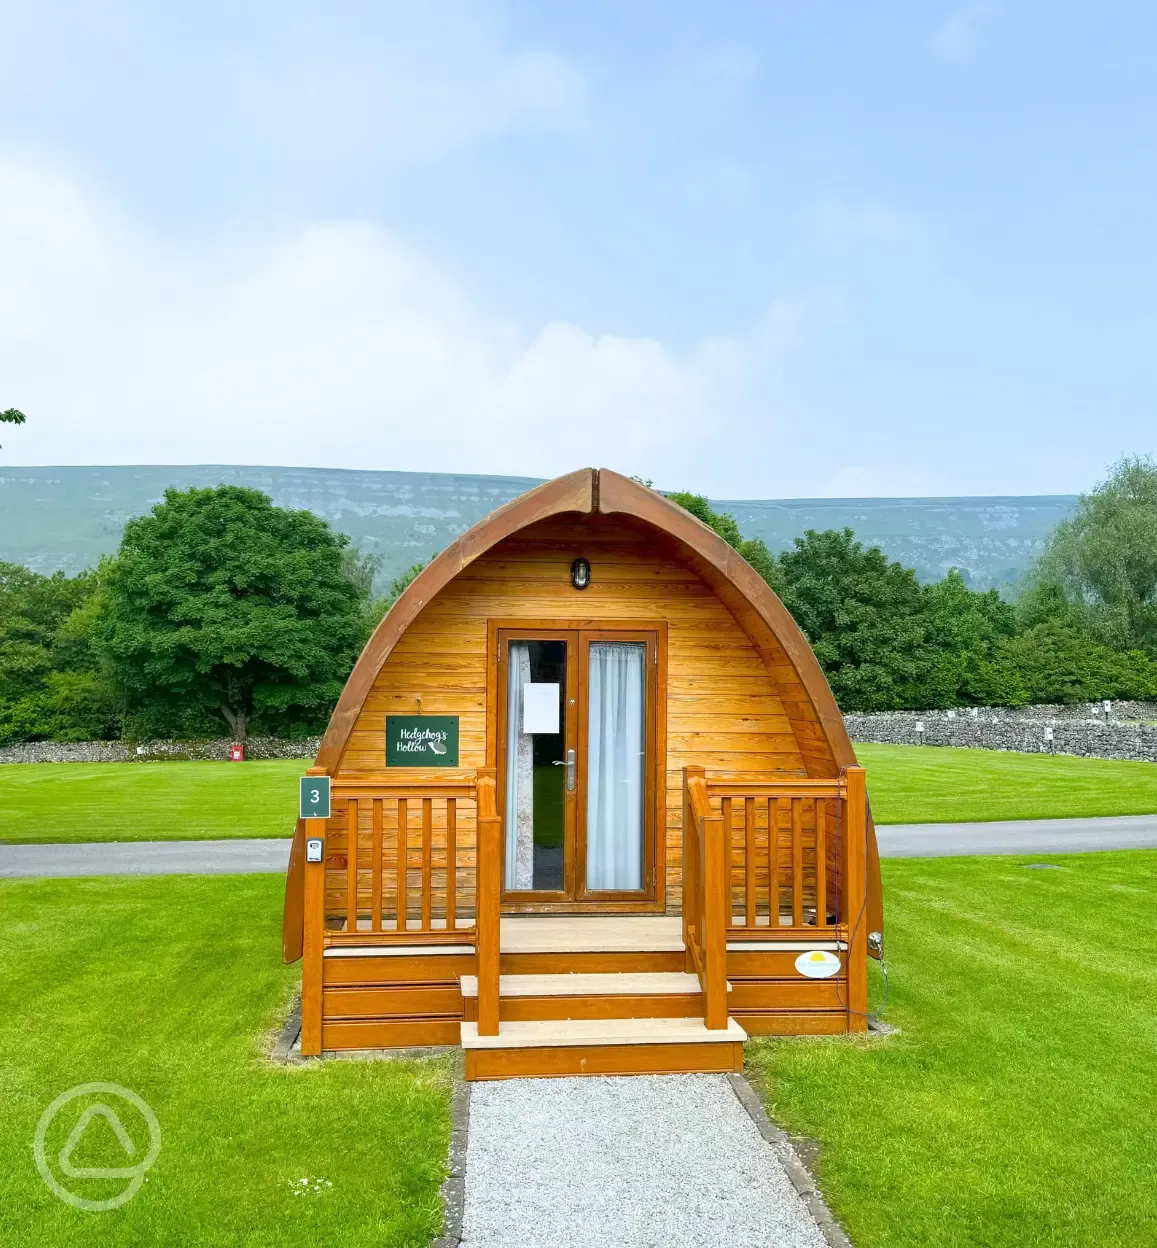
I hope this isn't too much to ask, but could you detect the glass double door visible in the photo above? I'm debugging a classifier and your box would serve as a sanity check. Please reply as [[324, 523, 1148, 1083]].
[[498, 627, 656, 906]]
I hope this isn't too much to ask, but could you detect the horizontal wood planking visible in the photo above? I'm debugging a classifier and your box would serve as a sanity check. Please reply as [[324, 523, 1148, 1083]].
[[334, 518, 814, 903], [323, 984, 462, 1019], [463, 1040, 744, 1081], [500, 950, 687, 975], [734, 1012, 849, 1036], [330, 517, 858, 907], [323, 1018, 462, 1050], [322, 953, 475, 985], [463, 993, 704, 1023], [727, 979, 846, 1011], [726, 949, 846, 977]]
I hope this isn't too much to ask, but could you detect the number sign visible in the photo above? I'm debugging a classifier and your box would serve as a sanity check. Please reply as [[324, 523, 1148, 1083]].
[[299, 775, 332, 820], [386, 716, 459, 767]]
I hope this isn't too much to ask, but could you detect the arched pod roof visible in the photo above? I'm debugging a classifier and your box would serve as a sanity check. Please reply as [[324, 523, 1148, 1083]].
[[283, 468, 882, 961], [315, 467, 859, 776]]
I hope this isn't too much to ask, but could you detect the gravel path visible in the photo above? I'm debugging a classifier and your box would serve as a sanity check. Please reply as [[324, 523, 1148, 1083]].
[[461, 1074, 830, 1248]]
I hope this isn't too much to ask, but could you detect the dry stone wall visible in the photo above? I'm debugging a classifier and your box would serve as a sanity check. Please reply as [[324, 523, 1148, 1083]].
[[0, 736, 322, 765], [5, 702, 1157, 766], [846, 702, 1157, 763]]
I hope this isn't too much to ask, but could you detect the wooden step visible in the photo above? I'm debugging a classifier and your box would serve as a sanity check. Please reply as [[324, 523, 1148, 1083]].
[[460, 971, 717, 1022], [461, 1016, 746, 1080], [498, 916, 687, 976]]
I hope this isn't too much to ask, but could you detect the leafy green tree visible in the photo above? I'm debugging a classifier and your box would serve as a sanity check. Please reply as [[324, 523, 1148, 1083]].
[[995, 619, 1157, 704], [776, 528, 933, 710], [1, 407, 26, 448], [1031, 455, 1157, 655], [921, 570, 1021, 706], [666, 491, 782, 590], [383, 562, 426, 608], [91, 486, 367, 741], [0, 563, 117, 743]]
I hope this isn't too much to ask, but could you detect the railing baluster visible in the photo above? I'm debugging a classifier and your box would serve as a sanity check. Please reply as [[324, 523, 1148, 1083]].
[[346, 798, 359, 934], [791, 797, 803, 927], [815, 798, 827, 927], [398, 797, 408, 933], [721, 796, 732, 924], [371, 797, 383, 932], [744, 796, 756, 928], [769, 797, 779, 927], [421, 797, 433, 931], [446, 797, 457, 933]]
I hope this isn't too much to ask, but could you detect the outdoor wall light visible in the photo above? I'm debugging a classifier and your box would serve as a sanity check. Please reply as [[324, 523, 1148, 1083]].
[[570, 557, 591, 590]]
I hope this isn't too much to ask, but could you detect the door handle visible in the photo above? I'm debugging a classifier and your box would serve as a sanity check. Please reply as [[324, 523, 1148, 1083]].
[[552, 750, 576, 790]]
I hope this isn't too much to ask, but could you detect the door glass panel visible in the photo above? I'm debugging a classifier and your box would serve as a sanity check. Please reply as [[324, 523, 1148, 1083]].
[[505, 640, 567, 891], [586, 641, 645, 891]]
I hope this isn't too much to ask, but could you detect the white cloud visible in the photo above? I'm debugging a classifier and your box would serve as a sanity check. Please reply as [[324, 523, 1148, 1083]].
[[242, 6, 587, 169], [809, 196, 922, 246], [929, 3, 997, 64], [0, 154, 828, 489]]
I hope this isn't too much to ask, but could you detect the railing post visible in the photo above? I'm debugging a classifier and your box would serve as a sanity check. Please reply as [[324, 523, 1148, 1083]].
[[682, 766, 703, 975], [703, 806, 729, 1030], [475, 767, 502, 1036], [844, 766, 869, 1032], [301, 769, 328, 1057]]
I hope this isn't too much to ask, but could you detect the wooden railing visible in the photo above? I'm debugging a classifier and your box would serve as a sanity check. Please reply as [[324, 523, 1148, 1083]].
[[682, 766, 729, 1029], [688, 765, 869, 1025], [321, 773, 484, 944], [703, 773, 863, 935]]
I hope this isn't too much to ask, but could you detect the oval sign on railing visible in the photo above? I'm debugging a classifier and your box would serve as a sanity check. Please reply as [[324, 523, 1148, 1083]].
[[795, 950, 842, 979]]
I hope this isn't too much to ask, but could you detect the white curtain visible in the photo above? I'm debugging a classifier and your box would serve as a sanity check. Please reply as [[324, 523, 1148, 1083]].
[[586, 642, 645, 891], [504, 642, 535, 890]]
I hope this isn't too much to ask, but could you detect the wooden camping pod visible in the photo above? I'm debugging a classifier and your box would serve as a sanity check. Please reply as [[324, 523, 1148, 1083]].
[[283, 469, 883, 1070]]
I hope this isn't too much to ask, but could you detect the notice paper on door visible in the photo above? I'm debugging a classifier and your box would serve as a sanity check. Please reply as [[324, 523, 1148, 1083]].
[[523, 683, 560, 734]]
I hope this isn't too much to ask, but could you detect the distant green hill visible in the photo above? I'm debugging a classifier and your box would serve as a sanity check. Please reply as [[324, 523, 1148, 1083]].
[[0, 465, 1076, 590]]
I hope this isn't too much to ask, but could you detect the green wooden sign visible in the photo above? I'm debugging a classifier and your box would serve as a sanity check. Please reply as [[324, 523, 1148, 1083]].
[[299, 775, 331, 819], [386, 716, 459, 767]]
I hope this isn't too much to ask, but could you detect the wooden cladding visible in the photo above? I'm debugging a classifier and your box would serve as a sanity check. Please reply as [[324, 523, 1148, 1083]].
[[323, 780, 478, 938], [334, 517, 814, 904]]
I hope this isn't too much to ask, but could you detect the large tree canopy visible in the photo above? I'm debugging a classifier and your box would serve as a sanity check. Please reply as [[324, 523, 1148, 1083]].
[[0, 563, 115, 744], [92, 486, 367, 741], [1030, 456, 1157, 655]]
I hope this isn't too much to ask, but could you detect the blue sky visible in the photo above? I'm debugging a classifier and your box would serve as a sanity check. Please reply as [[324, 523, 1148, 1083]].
[[1, 1, 1154, 496]]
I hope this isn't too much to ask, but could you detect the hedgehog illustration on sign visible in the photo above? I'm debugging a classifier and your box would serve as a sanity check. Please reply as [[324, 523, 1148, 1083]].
[[429, 738, 447, 755]]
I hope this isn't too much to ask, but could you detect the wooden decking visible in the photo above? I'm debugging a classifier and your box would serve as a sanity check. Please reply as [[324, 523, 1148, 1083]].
[[299, 767, 870, 1068], [315, 914, 856, 1077]]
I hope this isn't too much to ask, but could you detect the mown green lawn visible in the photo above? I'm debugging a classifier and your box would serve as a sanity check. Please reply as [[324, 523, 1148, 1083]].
[[0, 874, 451, 1248], [2, 745, 1156, 846], [858, 742, 1157, 823], [748, 850, 1157, 1248], [0, 760, 301, 844]]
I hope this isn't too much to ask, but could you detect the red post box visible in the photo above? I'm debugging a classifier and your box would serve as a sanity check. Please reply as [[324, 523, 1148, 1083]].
[[230, 743, 244, 762]]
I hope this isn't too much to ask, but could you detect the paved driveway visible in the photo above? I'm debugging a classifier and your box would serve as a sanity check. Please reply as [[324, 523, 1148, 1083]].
[[3, 815, 1157, 877], [0, 838, 292, 877], [876, 813, 1157, 857]]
